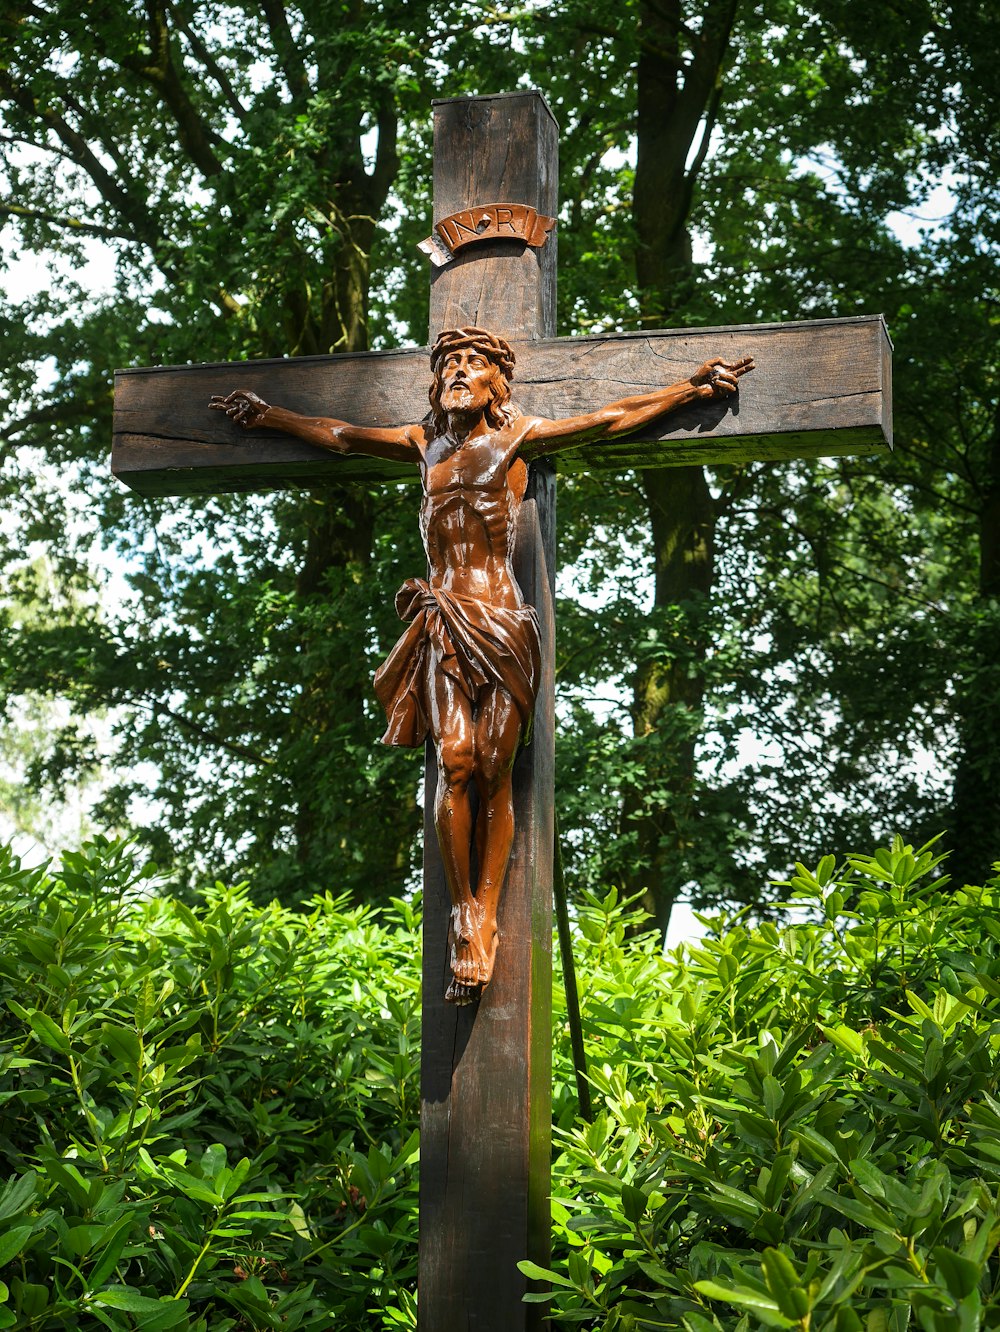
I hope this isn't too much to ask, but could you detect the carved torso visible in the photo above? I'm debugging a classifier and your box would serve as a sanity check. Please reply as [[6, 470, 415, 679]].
[[417, 421, 532, 608]]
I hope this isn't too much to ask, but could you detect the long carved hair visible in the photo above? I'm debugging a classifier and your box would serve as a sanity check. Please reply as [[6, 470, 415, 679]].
[[425, 326, 521, 437]]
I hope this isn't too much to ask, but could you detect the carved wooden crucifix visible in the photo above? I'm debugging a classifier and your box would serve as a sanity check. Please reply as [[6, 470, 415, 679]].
[[112, 91, 891, 1330]]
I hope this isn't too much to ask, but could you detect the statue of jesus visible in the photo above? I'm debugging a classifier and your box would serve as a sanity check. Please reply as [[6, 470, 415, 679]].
[[211, 327, 753, 1004]]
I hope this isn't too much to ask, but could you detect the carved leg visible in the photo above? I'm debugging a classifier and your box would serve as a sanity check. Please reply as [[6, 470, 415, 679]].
[[431, 668, 491, 1001], [471, 777, 513, 987], [436, 773, 491, 992], [472, 687, 522, 991]]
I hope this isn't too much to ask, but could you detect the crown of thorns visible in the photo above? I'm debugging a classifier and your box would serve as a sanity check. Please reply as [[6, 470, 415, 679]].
[[430, 327, 516, 381]]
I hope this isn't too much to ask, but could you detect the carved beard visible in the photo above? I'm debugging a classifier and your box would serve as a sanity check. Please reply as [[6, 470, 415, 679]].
[[440, 382, 484, 413], [427, 363, 514, 437]]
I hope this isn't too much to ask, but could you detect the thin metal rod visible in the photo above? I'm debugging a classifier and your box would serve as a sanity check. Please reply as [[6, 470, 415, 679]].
[[553, 813, 592, 1122]]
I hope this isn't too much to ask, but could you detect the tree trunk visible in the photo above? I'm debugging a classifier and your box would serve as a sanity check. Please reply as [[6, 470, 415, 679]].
[[283, 202, 417, 900], [948, 397, 1000, 886], [980, 398, 1000, 602], [622, 0, 739, 933], [620, 467, 716, 936]]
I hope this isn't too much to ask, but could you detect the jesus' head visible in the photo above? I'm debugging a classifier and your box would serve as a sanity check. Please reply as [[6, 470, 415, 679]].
[[427, 327, 520, 435]]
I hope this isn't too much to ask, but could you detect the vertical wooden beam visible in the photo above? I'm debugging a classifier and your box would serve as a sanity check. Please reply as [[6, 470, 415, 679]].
[[429, 91, 558, 340], [419, 90, 558, 1330]]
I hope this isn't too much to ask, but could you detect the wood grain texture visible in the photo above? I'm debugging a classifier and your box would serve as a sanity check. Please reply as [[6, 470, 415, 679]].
[[520, 314, 893, 468], [112, 346, 427, 495], [418, 465, 555, 1332], [416, 90, 557, 1332], [429, 91, 558, 340], [112, 315, 892, 496]]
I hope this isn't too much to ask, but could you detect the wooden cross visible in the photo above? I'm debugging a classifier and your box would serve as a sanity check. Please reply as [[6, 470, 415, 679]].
[[112, 91, 891, 1329]]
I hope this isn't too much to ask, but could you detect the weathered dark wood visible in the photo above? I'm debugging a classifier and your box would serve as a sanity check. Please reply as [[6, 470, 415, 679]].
[[113, 315, 892, 495], [417, 91, 557, 1331], [419, 465, 555, 1331], [429, 91, 558, 338], [112, 345, 427, 494], [523, 315, 892, 469]]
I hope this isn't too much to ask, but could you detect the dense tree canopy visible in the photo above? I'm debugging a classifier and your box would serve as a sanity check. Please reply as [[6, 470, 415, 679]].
[[1, 1, 997, 921]]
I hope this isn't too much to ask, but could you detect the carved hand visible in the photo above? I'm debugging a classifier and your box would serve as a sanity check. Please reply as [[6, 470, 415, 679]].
[[691, 356, 755, 398], [209, 389, 272, 428]]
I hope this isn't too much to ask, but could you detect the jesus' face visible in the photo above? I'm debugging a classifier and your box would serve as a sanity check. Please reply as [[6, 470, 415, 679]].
[[438, 348, 497, 416]]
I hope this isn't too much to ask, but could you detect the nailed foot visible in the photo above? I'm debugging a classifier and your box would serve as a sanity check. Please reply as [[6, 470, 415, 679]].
[[444, 905, 502, 1004], [445, 976, 482, 1005], [445, 901, 491, 1002]]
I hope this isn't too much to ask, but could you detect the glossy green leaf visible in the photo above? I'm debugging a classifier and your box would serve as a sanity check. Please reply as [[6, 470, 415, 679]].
[[28, 1010, 71, 1055], [694, 1280, 794, 1325], [932, 1246, 981, 1300]]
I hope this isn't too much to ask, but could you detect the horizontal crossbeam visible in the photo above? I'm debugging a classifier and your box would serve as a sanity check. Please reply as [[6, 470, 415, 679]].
[[112, 315, 892, 496]]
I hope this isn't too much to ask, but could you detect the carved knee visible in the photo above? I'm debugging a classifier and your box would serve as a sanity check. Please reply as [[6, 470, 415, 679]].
[[438, 737, 475, 790], [476, 757, 513, 800]]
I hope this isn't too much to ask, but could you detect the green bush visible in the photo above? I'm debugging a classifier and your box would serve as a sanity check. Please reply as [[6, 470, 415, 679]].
[[534, 837, 1000, 1330], [0, 838, 420, 1330], [4, 834, 1000, 1329]]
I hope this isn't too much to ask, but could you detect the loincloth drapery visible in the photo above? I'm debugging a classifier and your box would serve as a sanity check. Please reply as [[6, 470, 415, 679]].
[[373, 577, 541, 749]]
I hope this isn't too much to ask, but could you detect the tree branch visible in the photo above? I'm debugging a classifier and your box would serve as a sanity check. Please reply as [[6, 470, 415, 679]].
[[683, 35, 727, 188], [0, 70, 157, 247], [260, 0, 312, 104], [150, 699, 277, 768], [210, 286, 245, 318], [676, 0, 739, 183], [0, 200, 129, 241], [0, 397, 108, 471], [757, 509, 954, 618], [168, 3, 249, 124], [118, 0, 225, 178], [589, 20, 685, 60], [57, 87, 134, 179], [1, 60, 225, 296], [0, 129, 78, 167]]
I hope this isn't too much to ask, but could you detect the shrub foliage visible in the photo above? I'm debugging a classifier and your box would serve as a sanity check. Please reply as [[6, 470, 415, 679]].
[[3, 835, 1000, 1328], [0, 839, 420, 1329], [540, 839, 1000, 1330]]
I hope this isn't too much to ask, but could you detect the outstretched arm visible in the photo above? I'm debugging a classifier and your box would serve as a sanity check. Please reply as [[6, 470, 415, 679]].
[[209, 390, 420, 464], [518, 357, 754, 460]]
